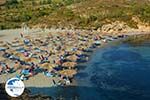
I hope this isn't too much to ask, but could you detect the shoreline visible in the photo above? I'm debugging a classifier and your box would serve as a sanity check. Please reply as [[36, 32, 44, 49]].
[[0, 29, 150, 98]]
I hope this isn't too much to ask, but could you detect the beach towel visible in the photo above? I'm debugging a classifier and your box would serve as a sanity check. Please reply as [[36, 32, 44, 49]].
[[0, 47, 6, 51], [21, 69, 29, 75], [44, 72, 53, 77]]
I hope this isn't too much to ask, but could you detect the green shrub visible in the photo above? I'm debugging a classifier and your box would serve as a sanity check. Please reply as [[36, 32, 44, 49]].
[[89, 15, 97, 22], [63, 9, 74, 17], [6, 0, 18, 5], [64, 0, 74, 5], [16, 12, 32, 22], [0, 24, 6, 30]]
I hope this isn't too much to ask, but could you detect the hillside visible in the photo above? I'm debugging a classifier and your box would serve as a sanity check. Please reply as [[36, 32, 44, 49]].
[[0, 0, 150, 30]]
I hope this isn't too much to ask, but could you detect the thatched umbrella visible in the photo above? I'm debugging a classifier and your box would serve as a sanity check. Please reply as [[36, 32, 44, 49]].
[[62, 62, 77, 69], [58, 51, 65, 56], [66, 54, 78, 62], [40, 46, 48, 51], [65, 45, 73, 51], [12, 39, 22, 44], [0, 42, 9, 49], [0, 41, 4, 44], [14, 52, 24, 58], [5, 49, 16, 54], [74, 50, 83, 55], [10, 41, 24, 47], [58, 69, 77, 77], [1, 44, 10, 49], [31, 40, 39, 46], [0, 57, 7, 62], [0, 43, 8, 47], [39, 63, 55, 71], [23, 57, 39, 64], [14, 37, 20, 40], [24, 36, 32, 39]]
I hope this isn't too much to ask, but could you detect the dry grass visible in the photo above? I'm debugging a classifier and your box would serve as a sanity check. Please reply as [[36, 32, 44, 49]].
[[0, 0, 150, 29]]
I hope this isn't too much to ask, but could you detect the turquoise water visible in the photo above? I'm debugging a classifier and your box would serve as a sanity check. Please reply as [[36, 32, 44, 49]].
[[30, 37, 150, 100]]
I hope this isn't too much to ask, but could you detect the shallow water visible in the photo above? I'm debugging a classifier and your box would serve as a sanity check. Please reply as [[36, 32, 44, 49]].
[[30, 36, 150, 100]]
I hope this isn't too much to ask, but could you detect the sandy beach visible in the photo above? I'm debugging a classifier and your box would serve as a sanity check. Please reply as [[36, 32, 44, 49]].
[[0, 28, 98, 88], [0, 71, 62, 87], [0, 28, 149, 89], [0, 28, 63, 88]]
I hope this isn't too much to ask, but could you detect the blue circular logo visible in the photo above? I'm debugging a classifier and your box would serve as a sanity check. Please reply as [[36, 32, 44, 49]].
[[5, 78, 25, 97]]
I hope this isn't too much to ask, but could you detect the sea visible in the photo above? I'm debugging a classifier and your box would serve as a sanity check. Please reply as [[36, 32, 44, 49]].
[[29, 34, 150, 100]]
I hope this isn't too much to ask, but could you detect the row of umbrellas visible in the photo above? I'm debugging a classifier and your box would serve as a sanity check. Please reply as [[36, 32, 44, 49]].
[[0, 30, 119, 78]]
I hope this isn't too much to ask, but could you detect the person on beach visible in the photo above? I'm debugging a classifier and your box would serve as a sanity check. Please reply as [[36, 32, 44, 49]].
[[14, 61, 20, 71], [53, 60, 56, 64], [52, 79, 56, 85], [65, 78, 71, 85], [28, 68, 34, 77], [20, 32, 24, 38], [39, 55, 46, 64], [20, 68, 31, 80], [24, 51, 28, 57], [5, 64, 11, 73], [0, 65, 2, 74]]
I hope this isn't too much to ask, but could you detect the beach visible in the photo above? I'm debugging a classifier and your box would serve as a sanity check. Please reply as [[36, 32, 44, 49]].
[[0, 28, 105, 88], [0, 28, 149, 92]]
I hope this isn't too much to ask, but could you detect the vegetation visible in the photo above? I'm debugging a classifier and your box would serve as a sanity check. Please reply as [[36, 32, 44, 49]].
[[0, 0, 150, 30], [124, 34, 150, 46]]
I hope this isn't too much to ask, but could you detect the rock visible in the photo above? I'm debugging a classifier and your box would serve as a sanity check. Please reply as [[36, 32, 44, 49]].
[[101, 21, 131, 34]]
